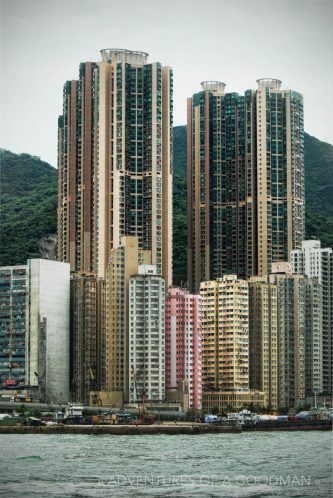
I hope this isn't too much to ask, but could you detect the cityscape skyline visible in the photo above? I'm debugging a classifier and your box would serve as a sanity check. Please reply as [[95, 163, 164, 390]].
[[1, 0, 333, 166], [0, 3, 332, 496], [0, 41, 332, 413]]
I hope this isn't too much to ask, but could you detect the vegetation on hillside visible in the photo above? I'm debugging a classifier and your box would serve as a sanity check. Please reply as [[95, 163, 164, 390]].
[[173, 125, 187, 177], [304, 133, 333, 247], [0, 150, 57, 266], [173, 174, 187, 285]]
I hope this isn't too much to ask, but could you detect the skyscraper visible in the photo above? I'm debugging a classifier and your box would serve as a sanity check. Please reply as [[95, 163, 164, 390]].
[[291, 240, 333, 393], [187, 79, 304, 293], [57, 49, 173, 285]]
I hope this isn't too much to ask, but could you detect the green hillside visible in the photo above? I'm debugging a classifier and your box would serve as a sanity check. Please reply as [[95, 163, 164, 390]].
[[1, 129, 332, 285], [0, 149, 57, 265]]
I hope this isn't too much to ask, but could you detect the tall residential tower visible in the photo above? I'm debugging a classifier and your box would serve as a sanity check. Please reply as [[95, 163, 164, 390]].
[[187, 79, 304, 293], [57, 49, 173, 285]]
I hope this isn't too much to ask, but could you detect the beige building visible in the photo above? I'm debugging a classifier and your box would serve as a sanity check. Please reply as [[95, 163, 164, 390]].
[[57, 49, 173, 287], [200, 275, 249, 392], [202, 390, 265, 413], [269, 262, 305, 409], [105, 236, 150, 403], [248, 277, 278, 410]]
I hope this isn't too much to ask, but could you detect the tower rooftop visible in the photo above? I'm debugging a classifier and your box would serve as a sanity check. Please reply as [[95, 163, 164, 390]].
[[201, 81, 226, 93], [257, 78, 282, 89], [100, 48, 149, 64]]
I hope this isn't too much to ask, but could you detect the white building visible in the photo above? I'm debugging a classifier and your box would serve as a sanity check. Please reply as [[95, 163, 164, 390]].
[[128, 265, 165, 403], [291, 240, 333, 393], [26, 259, 70, 402], [304, 278, 323, 395]]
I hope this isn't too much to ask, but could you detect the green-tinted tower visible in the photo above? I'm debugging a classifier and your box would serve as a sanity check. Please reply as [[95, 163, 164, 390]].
[[187, 79, 304, 293]]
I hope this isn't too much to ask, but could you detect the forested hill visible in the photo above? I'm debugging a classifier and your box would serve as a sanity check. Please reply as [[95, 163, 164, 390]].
[[1, 129, 333, 285], [0, 150, 57, 266]]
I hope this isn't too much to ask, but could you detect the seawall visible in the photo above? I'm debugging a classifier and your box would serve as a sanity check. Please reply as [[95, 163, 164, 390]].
[[0, 424, 241, 435]]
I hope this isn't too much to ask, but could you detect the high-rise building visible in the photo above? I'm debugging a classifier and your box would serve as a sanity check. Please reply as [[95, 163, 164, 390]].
[[57, 49, 173, 286], [0, 260, 70, 401], [304, 277, 323, 395], [291, 240, 333, 393], [165, 288, 202, 410], [129, 265, 165, 402], [105, 236, 150, 403], [187, 79, 304, 293], [269, 262, 305, 409], [248, 277, 278, 410], [26, 259, 70, 403], [200, 275, 249, 392], [70, 273, 105, 404], [0, 265, 27, 388]]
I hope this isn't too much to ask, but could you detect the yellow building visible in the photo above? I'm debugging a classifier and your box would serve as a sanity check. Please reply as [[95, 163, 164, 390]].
[[202, 390, 265, 412], [200, 275, 249, 392], [105, 236, 150, 402], [248, 277, 278, 410]]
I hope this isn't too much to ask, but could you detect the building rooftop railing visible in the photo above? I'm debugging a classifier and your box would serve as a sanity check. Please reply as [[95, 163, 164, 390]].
[[257, 78, 282, 89], [100, 48, 149, 64]]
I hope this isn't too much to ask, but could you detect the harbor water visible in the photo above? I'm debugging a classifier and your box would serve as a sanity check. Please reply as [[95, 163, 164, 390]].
[[0, 431, 332, 497]]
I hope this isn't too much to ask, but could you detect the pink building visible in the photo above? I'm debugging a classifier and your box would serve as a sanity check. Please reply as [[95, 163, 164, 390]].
[[165, 288, 202, 410]]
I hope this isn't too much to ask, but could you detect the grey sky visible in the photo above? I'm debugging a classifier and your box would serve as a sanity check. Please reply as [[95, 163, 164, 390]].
[[1, 0, 332, 166]]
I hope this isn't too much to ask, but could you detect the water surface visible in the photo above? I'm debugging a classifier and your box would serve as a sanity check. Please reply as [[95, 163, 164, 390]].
[[0, 432, 331, 497]]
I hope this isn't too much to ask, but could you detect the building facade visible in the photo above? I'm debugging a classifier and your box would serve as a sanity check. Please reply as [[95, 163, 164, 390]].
[[57, 49, 173, 286], [129, 265, 165, 403], [187, 79, 304, 293], [304, 277, 323, 395], [26, 259, 70, 403], [269, 262, 305, 409], [200, 275, 249, 392], [70, 273, 105, 404], [0, 266, 27, 388], [165, 288, 202, 410], [105, 236, 151, 403], [248, 277, 278, 410], [291, 240, 333, 393]]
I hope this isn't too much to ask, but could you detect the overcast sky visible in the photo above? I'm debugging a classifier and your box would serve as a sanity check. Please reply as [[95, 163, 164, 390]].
[[1, 0, 332, 166]]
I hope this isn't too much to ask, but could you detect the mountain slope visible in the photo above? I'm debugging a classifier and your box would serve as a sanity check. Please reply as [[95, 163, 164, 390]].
[[0, 150, 58, 266]]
